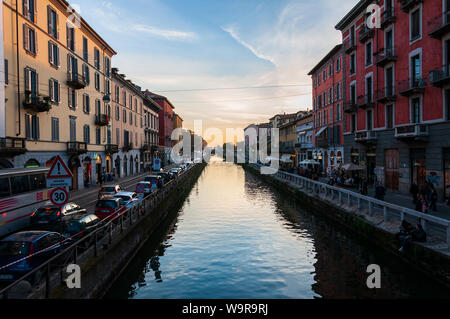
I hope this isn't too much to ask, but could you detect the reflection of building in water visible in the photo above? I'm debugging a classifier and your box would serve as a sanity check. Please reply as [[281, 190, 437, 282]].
[[150, 256, 162, 283]]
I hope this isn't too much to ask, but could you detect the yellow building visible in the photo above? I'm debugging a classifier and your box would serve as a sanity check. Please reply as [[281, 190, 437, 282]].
[[1, 0, 116, 190], [279, 120, 298, 167]]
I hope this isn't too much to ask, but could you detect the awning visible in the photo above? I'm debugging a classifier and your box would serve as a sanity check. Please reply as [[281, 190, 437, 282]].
[[315, 126, 327, 137]]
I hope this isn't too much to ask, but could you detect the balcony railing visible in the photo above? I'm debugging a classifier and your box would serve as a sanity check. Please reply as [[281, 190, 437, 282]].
[[375, 47, 397, 67], [380, 8, 396, 29], [430, 64, 450, 87], [67, 72, 87, 89], [355, 131, 377, 144], [398, 77, 427, 96], [122, 143, 133, 152], [105, 144, 119, 155], [428, 12, 450, 39], [295, 142, 313, 149], [343, 37, 357, 54], [0, 137, 27, 155], [376, 86, 397, 104], [358, 25, 375, 43], [95, 114, 109, 126], [67, 142, 87, 155], [23, 94, 52, 112], [357, 94, 374, 109], [399, 0, 423, 13], [344, 100, 357, 113], [395, 124, 429, 139]]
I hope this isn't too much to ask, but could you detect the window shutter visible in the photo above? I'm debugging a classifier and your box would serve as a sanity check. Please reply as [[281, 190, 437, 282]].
[[47, 6, 51, 34], [49, 79, 53, 101], [33, 0, 37, 23], [56, 13, 59, 39], [48, 41, 52, 64], [34, 30, 38, 54], [36, 116, 40, 140], [57, 82, 61, 103], [66, 24, 70, 48], [23, 24, 28, 51], [35, 72, 39, 94], [23, 0, 29, 18]]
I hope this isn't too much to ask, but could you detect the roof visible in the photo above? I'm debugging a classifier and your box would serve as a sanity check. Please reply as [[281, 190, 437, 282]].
[[4, 231, 53, 242], [335, 0, 371, 31], [269, 113, 297, 121], [143, 90, 175, 110], [279, 119, 299, 130], [308, 44, 343, 75]]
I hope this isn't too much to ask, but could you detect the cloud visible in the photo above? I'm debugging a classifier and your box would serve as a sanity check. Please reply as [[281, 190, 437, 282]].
[[221, 26, 276, 65], [132, 24, 198, 41]]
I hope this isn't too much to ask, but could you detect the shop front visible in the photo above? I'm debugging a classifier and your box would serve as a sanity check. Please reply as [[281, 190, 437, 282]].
[[410, 148, 426, 188], [83, 156, 92, 188]]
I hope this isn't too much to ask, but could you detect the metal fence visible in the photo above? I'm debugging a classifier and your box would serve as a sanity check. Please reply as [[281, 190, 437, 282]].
[[0, 163, 199, 299]]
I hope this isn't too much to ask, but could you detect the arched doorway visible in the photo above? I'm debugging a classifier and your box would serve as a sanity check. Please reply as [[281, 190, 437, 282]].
[[129, 156, 134, 175], [115, 156, 121, 178], [0, 159, 13, 169], [95, 155, 102, 184], [123, 156, 128, 176], [135, 156, 139, 174], [83, 156, 92, 187], [24, 159, 40, 168], [68, 156, 81, 190], [336, 151, 343, 164]]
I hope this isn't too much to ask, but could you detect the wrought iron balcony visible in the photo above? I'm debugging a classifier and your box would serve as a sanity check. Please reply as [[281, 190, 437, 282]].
[[357, 94, 375, 109], [376, 47, 397, 67], [380, 9, 396, 29], [67, 72, 87, 89], [428, 12, 450, 39], [358, 25, 375, 43], [344, 100, 358, 113], [430, 65, 450, 87], [105, 144, 119, 155], [95, 114, 109, 126], [122, 143, 133, 152], [343, 37, 357, 54], [0, 137, 27, 155], [23, 93, 52, 112], [355, 131, 377, 144], [399, 0, 424, 13], [395, 124, 429, 140], [376, 86, 397, 104], [398, 77, 427, 96], [67, 142, 87, 155]]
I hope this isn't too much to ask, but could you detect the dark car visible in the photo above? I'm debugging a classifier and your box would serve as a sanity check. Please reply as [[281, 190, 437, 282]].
[[157, 171, 173, 183], [0, 231, 70, 284], [95, 198, 123, 221], [63, 214, 101, 243], [30, 203, 88, 233], [98, 184, 123, 199]]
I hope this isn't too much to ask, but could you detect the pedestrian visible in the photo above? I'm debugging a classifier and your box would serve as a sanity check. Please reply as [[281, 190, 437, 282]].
[[98, 172, 103, 186], [410, 182, 419, 204], [396, 220, 414, 252], [375, 182, 385, 201], [430, 188, 438, 212]]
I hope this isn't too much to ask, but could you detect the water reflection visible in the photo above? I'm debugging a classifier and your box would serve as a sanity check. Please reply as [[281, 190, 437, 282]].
[[105, 162, 450, 299]]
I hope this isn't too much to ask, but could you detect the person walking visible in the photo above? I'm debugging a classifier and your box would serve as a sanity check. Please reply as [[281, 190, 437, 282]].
[[375, 182, 385, 201], [410, 182, 419, 204], [430, 188, 438, 212]]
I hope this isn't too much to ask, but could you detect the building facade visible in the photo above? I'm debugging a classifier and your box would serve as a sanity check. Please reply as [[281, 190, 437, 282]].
[[295, 113, 314, 163], [309, 44, 345, 174], [142, 92, 162, 171], [279, 120, 298, 167], [336, 0, 450, 199], [2, 0, 116, 190]]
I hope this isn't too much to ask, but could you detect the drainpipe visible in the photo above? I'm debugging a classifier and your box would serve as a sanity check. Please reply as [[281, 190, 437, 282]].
[[15, 0, 21, 137], [0, 1, 5, 138]]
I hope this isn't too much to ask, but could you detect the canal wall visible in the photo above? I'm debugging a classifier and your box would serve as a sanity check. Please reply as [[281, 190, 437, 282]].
[[242, 164, 450, 289], [43, 163, 206, 299]]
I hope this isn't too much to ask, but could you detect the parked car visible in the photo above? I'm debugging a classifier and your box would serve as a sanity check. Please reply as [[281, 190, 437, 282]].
[[63, 214, 101, 243], [98, 184, 123, 199], [136, 181, 153, 197], [30, 203, 88, 233], [113, 192, 142, 212], [0, 231, 70, 284], [170, 168, 181, 177], [95, 198, 123, 221], [157, 171, 173, 183], [144, 175, 164, 190]]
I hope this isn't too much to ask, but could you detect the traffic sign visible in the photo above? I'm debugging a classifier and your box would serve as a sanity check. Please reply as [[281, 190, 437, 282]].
[[47, 178, 72, 188], [47, 155, 73, 179], [50, 188, 69, 207], [136, 183, 145, 194]]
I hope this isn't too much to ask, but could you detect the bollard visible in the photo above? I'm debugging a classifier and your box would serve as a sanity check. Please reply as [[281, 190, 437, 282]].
[[383, 206, 388, 222]]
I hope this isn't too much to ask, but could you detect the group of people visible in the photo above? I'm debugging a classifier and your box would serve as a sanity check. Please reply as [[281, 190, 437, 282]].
[[396, 220, 427, 252], [409, 180, 438, 214], [297, 167, 320, 181]]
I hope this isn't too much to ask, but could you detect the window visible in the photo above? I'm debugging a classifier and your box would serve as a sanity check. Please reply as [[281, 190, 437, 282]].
[[130, 112, 133, 125], [105, 79, 111, 95], [105, 57, 111, 77], [410, 7, 421, 41], [336, 103, 342, 121], [49, 79, 60, 103], [386, 104, 394, 129], [23, 24, 37, 55], [4, 59, 8, 85], [83, 37, 88, 61], [129, 95, 133, 108], [123, 109, 127, 123], [323, 70, 327, 81], [66, 23, 75, 51], [367, 110, 373, 131], [335, 58, 341, 73], [350, 53, 356, 74], [82, 64, 90, 85], [95, 99, 101, 115], [68, 88, 77, 108], [25, 113, 39, 140], [385, 29, 393, 51], [94, 48, 100, 70], [48, 41, 59, 67], [365, 41, 372, 66], [411, 97, 421, 123], [116, 105, 120, 121], [83, 125, 90, 144], [23, 0, 36, 23], [366, 76, 373, 103], [411, 54, 421, 84], [24, 67, 38, 97], [83, 94, 90, 113], [351, 114, 356, 133], [47, 6, 58, 38], [123, 92, 127, 106], [67, 54, 78, 76], [69, 117, 76, 142], [115, 86, 120, 102], [116, 128, 120, 145], [51, 117, 59, 142], [350, 83, 356, 104], [96, 128, 101, 145], [95, 73, 100, 91]]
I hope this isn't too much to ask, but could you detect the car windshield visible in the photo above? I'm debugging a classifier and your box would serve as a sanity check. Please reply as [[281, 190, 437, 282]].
[[100, 186, 116, 192], [96, 200, 117, 209], [35, 207, 59, 217], [0, 241, 31, 257], [115, 196, 131, 204]]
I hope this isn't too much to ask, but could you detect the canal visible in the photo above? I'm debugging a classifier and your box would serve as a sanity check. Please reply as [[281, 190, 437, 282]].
[[105, 159, 450, 299]]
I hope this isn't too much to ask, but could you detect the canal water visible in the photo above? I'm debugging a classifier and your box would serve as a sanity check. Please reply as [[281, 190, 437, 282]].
[[105, 159, 450, 299]]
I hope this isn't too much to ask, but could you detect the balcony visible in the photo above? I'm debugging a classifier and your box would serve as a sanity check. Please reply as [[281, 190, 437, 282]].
[[122, 143, 133, 153], [355, 131, 377, 144], [380, 9, 396, 29], [376, 86, 397, 104], [399, 0, 424, 13], [23, 93, 51, 112], [430, 65, 450, 87], [295, 142, 312, 149], [95, 114, 109, 126], [357, 94, 375, 109], [141, 144, 150, 151], [280, 142, 295, 154], [358, 25, 375, 43], [67, 142, 87, 155], [344, 100, 357, 113], [317, 138, 329, 149], [395, 124, 429, 140], [105, 144, 119, 155], [67, 72, 87, 89], [376, 47, 397, 67], [428, 12, 450, 39], [0, 137, 27, 155], [398, 77, 427, 96], [343, 37, 357, 54]]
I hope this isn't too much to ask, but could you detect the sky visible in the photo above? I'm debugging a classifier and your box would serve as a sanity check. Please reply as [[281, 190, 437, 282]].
[[73, 0, 357, 144]]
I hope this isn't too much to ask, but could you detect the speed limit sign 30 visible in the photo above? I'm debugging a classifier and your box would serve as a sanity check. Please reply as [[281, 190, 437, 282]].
[[50, 187, 69, 206]]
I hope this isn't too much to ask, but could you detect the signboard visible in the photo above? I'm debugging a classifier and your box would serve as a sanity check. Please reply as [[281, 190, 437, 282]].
[[50, 188, 69, 207], [46, 155, 73, 188], [153, 158, 161, 171], [136, 183, 145, 194]]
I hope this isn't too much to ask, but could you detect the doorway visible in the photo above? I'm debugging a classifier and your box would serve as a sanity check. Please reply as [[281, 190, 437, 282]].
[[385, 149, 399, 191]]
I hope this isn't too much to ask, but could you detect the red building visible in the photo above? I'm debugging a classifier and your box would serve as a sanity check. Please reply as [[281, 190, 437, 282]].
[[143, 91, 175, 165], [308, 44, 345, 172], [336, 0, 450, 198]]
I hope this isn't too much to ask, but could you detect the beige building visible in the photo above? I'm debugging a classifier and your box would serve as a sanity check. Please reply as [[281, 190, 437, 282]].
[[1, 0, 116, 190]]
